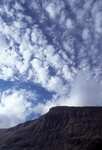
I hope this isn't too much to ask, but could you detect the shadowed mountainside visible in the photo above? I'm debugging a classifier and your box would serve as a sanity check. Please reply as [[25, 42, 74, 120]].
[[0, 106, 102, 150]]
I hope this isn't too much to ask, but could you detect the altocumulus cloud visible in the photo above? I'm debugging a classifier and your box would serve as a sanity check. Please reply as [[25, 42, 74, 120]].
[[0, 0, 102, 127]]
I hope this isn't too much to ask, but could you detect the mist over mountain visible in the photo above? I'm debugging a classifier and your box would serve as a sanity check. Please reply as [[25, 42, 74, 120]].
[[0, 106, 102, 150]]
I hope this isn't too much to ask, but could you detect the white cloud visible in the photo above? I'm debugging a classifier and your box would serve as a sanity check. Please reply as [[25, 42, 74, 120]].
[[47, 76, 63, 92], [25, 16, 33, 24], [0, 89, 37, 128], [91, 0, 102, 17], [0, 33, 8, 50], [83, 0, 93, 10], [14, 2, 24, 11], [33, 100, 56, 115], [45, 0, 65, 19], [91, 1, 102, 35], [22, 49, 32, 61], [13, 21, 27, 29], [62, 65, 74, 81], [1, 67, 14, 79], [0, 0, 102, 128], [10, 27, 21, 43], [31, 25, 47, 46], [3, 4, 15, 18], [44, 45, 55, 58], [31, 58, 50, 85], [68, 71, 102, 106], [82, 28, 90, 40], [33, 70, 102, 116], [20, 0, 26, 4], [46, 3, 56, 19], [29, 0, 41, 13], [16, 60, 28, 75], [94, 11, 102, 34], [31, 31, 38, 43], [66, 19, 74, 29]]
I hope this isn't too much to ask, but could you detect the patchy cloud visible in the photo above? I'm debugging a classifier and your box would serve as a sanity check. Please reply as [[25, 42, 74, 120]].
[[0, 0, 102, 127]]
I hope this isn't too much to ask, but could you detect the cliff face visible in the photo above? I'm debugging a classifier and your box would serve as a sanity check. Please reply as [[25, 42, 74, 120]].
[[0, 106, 102, 150]]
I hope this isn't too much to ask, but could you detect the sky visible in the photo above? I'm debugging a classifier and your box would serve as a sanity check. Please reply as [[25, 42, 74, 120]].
[[0, 0, 102, 128]]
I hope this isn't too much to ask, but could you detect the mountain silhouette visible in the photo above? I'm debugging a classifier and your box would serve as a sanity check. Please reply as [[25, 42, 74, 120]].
[[0, 106, 102, 150]]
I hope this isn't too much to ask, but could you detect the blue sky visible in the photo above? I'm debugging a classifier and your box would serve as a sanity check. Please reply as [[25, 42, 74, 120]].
[[0, 0, 102, 128]]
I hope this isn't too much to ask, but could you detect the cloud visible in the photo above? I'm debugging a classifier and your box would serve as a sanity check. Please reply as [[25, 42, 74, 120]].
[[82, 28, 91, 40], [14, 1, 24, 11], [33, 70, 102, 115], [31, 58, 50, 85], [47, 76, 64, 93], [68, 71, 102, 106], [31, 25, 47, 46], [0, 0, 102, 128], [94, 11, 102, 34], [66, 19, 75, 29], [13, 21, 27, 29], [33, 100, 56, 115], [45, 0, 65, 19], [0, 33, 8, 50], [45, 3, 56, 19], [0, 89, 37, 128], [20, 0, 26, 4], [1, 67, 14, 80]]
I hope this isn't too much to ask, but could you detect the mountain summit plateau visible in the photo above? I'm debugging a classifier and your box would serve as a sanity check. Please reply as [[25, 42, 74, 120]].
[[0, 106, 102, 150]]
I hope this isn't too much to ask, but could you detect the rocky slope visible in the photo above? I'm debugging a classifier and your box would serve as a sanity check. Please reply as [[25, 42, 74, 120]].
[[0, 106, 102, 150]]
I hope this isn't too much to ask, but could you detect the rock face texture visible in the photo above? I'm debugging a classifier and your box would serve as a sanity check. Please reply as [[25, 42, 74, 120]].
[[0, 106, 102, 150]]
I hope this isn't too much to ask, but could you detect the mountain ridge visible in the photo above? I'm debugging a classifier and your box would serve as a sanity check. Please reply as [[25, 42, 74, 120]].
[[0, 106, 102, 150]]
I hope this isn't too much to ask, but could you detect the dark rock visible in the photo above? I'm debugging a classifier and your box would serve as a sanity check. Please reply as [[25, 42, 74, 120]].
[[0, 106, 102, 150]]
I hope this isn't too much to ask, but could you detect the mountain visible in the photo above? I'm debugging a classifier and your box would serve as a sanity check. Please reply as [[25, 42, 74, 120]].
[[0, 106, 102, 150]]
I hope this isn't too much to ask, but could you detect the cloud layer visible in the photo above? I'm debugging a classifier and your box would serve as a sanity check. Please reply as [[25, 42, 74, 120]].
[[0, 0, 102, 127]]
